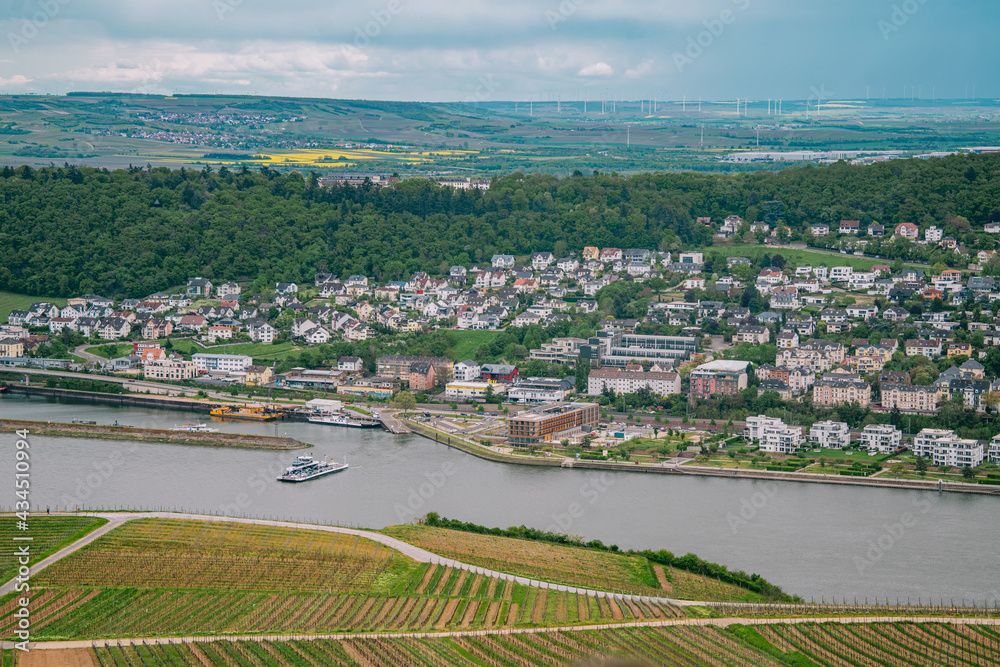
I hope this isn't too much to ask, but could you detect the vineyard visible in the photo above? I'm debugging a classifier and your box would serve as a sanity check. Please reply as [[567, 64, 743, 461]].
[[32, 519, 407, 594], [0, 519, 681, 639], [40, 622, 995, 666], [382, 524, 762, 601], [0, 515, 106, 583]]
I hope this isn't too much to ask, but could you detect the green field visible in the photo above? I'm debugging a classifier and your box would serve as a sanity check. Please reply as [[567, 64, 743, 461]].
[[709, 245, 922, 272], [86, 343, 136, 359], [167, 339, 299, 362], [447, 330, 503, 361], [0, 291, 67, 323], [0, 515, 106, 583]]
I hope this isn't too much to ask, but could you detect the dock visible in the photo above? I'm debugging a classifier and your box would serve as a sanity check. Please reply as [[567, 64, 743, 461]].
[[377, 410, 411, 434]]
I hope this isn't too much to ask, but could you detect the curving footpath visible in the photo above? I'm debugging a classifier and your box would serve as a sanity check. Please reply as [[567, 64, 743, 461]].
[[10, 615, 1000, 651], [5, 512, 999, 652], [0, 511, 699, 604]]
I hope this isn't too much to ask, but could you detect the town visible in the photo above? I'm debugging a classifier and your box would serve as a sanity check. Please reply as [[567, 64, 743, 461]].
[[4, 212, 1000, 488]]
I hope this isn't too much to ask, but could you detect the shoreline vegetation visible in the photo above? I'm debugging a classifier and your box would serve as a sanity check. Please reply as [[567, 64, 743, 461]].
[[404, 419, 1000, 496], [0, 419, 308, 450]]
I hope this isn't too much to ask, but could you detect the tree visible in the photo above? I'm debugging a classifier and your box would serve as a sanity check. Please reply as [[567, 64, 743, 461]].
[[961, 466, 976, 481], [915, 457, 928, 472], [890, 463, 905, 478], [393, 391, 416, 416]]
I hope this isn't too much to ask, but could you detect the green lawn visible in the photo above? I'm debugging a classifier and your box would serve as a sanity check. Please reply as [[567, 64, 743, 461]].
[[447, 330, 503, 361], [709, 245, 920, 271], [168, 338, 298, 361], [0, 291, 67, 323], [86, 343, 135, 359]]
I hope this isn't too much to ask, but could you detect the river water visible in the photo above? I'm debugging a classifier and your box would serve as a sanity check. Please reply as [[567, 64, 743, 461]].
[[2, 394, 997, 604]]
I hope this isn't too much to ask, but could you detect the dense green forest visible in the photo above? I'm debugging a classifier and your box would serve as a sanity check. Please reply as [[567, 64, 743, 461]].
[[1, 154, 998, 297]]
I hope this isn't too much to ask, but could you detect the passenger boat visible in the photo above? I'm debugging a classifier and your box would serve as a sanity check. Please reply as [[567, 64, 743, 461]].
[[209, 405, 280, 421], [170, 423, 219, 432], [276, 455, 349, 483], [307, 412, 381, 428]]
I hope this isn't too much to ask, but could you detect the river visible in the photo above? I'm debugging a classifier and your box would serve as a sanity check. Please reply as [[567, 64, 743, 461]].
[[2, 394, 997, 604]]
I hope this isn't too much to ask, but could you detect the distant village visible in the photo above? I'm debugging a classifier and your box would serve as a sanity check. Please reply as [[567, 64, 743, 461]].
[[4, 212, 1000, 467]]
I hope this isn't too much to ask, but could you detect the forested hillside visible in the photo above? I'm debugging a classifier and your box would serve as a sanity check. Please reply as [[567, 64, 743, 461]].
[[0, 155, 998, 297]]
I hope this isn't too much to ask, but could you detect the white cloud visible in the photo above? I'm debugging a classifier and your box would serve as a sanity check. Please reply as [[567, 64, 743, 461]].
[[625, 59, 654, 79], [0, 75, 32, 86], [578, 62, 613, 77]]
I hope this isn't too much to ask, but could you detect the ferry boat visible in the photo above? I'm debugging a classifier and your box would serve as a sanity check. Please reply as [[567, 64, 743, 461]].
[[307, 412, 381, 428], [276, 455, 349, 483], [209, 405, 280, 421], [170, 423, 219, 433]]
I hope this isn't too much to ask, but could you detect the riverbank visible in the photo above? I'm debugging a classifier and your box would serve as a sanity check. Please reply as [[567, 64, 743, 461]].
[[0, 418, 309, 450], [403, 418, 1000, 496]]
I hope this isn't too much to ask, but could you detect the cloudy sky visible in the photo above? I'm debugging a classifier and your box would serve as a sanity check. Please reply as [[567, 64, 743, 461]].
[[0, 0, 995, 102]]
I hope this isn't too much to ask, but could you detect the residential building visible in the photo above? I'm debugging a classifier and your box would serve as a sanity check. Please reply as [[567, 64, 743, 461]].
[[990, 435, 1000, 464], [453, 360, 482, 382], [689, 360, 751, 398], [377, 355, 454, 384], [776, 330, 799, 350], [881, 384, 940, 414], [408, 361, 436, 391], [895, 223, 919, 240], [813, 371, 871, 407], [809, 421, 851, 449], [858, 425, 902, 453], [925, 226, 943, 242], [587, 367, 681, 397], [191, 354, 253, 374], [777, 339, 845, 373], [905, 339, 942, 358], [912, 429, 983, 467], [838, 220, 860, 234], [244, 365, 274, 387], [507, 402, 600, 445], [0, 339, 26, 358], [744, 415, 804, 454], [529, 337, 587, 364], [337, 356, 364, 372], [736, 325, 770, 345], [144, 357, 197, 381], [579, 331, 697, 368], [186, 277, 213, 297]]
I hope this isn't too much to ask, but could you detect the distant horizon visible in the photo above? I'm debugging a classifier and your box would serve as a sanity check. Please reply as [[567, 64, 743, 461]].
[[0, 1, 996, 102]]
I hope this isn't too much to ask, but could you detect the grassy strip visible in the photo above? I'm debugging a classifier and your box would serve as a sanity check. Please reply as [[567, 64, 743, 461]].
[[727, 624, 821, 667], [0, 419, 306, 450]]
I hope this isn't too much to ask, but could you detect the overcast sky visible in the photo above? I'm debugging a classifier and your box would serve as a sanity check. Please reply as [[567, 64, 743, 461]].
[[0, 0, 994, 102]]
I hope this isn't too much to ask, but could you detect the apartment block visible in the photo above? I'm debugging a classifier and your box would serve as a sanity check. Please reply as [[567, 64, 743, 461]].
[[881, 384, 940, 414], [587, 367, 681, 397], [744, 415, 804, 454], [858, 424, 902, 453], [507, 403, 600, 445], [809, 421, 850, 449], [689, 360, 751, 399]]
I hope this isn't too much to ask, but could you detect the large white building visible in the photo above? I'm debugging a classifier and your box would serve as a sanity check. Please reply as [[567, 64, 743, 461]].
[[191, 353, 253, 374], [507, 377, 574, 404], [744, 415, 804, 454], [990, 435, 1000, 464], [858, 424, 902, 453], [453, 360, 481, 382], [144, 357, 197, 381], [445, 381, 506, 401], [913, 428, 984, 467], [808, 421, 850, 449], [587, 367, 681, 397]]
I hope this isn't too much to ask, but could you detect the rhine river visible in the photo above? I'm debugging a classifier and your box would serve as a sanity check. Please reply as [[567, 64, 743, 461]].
[[3, 394, 998, 604]]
